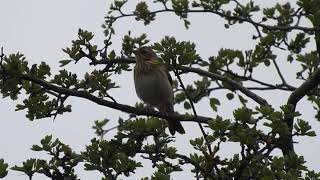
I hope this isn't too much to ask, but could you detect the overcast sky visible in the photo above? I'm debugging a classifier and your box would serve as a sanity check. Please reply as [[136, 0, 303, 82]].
[[1, 0, 320, 179]]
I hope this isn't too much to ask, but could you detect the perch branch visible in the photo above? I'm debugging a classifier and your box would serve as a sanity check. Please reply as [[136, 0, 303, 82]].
[[0, 69, 211, 124]]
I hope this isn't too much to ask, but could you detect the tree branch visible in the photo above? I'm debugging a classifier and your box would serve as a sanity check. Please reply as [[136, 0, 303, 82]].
[[273, 59, 286, 83], [178, 66, 269, 106], [0, 69, 211, 124], [173, 68, 212, 154], [111, 8, 318, 33], [218, 68, 295, 91], [279, 68, 320, 155], [288, 68, 320, 106], [90, 57, 269, 106]]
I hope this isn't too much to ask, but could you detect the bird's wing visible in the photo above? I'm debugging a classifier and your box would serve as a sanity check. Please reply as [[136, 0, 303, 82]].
[[148, 56, 173, 86]]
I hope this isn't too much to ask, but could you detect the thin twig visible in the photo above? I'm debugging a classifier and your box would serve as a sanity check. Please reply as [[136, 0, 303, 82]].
[[0, 47, 4, 63], [219, 68, 278, 88], [272, 59, 288, 86], [100, 125, 119, 140], [110, 8, 319, 33], [0, 47, 6, 83], [179, 66, 269, 106], [53, 95, 69, 120], [246, 86, 291, 91], [173, 68, 212, 155]]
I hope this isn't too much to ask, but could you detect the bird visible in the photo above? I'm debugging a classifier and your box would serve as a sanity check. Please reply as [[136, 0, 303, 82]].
[[133, 46, 185, 135]]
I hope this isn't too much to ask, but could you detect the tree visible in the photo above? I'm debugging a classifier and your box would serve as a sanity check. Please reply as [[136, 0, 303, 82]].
[[1, 0, 320, 179]]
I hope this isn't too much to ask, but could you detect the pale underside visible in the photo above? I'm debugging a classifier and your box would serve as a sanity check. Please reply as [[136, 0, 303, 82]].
[[134, 67, 174, 112]]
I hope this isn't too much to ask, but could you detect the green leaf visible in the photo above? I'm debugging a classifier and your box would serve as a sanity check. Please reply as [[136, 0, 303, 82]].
[[134, 2, 155, 25], [208, 116, 231, 132], [31, 145, 43, 151], [114, 0, 127, 9], [234, 107, 254, 123], [183, 19, 190, 29], [210, 98, 220, 111], [0, 159, 8, 178], [59, 60, 72, 67], [226, 93, 234, 100], [238, 95, 248, 105], [306, 131, 316, 137], [41, 135, 52, 147], [11, 158, 37, 178], [256, 105, 274, 117], [183, 101, 191, 110], [172, 0, 189, 18], [263, 59, 270, 66]]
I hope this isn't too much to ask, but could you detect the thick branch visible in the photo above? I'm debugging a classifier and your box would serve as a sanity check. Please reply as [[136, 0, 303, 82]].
[[288, 68, 320, 105], [279, 68, 320, 155], [0, 69, 211, 124]]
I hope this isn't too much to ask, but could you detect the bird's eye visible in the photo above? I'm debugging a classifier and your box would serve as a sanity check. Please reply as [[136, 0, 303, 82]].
[[141, 50, 148, 54]]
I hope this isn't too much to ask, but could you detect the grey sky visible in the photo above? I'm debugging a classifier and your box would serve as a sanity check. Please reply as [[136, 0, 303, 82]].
[[0, 0, 319, 179]]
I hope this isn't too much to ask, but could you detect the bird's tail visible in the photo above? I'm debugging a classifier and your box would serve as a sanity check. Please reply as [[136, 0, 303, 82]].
[[168, 120, 185, 135], [160, 103, 185, 135]]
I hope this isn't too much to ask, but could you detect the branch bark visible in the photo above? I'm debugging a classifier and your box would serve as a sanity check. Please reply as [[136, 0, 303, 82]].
[[111, 9, 318, 33], [178, 66, 269, 106], [280, 68, 320, 155], [288, 68, 320, 106], [0, 69, 211, 124]]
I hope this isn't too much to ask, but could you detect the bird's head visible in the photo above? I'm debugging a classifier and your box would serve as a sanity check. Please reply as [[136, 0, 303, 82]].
[[133, 46, 157, 63]]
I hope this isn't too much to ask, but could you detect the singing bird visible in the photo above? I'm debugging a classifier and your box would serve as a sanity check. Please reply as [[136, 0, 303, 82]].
[[133, 46, 185, 135]]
